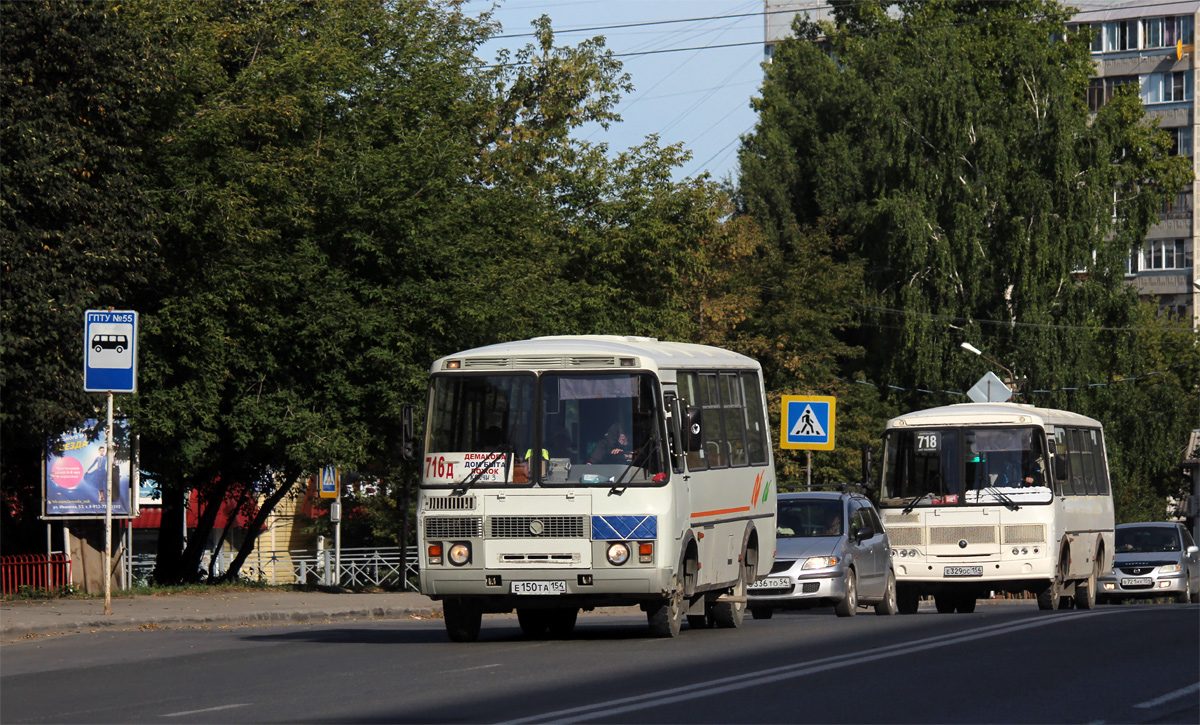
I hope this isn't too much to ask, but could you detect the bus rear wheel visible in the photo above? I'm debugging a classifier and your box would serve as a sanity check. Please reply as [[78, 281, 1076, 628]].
[[1075, 557, 1099, 610], [934, 593, 956, 614], [713, 564, 748, 628], [896, 584, 920, 614], [517, 608, 548, 637], [443, 598, 482, 642]]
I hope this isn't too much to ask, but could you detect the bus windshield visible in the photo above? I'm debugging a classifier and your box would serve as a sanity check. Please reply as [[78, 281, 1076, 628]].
[[539, 372, 665, 486], [423, 371, 665, 487], [880, 426, 1051, 507]]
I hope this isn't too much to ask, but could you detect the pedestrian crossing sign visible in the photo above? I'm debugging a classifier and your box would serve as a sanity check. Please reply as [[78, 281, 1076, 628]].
[[781, 395, 836, 450]]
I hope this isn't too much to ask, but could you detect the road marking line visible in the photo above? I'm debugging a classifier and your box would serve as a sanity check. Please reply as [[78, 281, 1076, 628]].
[[1133, 681, 1200, 709], [163, 703, 251, 717], [442, 663, 504, 674], [500, 610, 1117, 724]]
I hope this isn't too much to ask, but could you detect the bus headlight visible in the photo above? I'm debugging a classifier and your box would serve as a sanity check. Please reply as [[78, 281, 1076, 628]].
[[448, 543, 470, 566], [802, 556, 838, 570], [606, 542, 630, 566]]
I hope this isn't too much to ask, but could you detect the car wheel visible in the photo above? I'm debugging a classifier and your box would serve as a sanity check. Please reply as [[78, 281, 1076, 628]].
[[834, 569, 858, 617], [897, 583, 920, 614], [934, 593, 956, 614], [443, 598, 482, 642], [749, 606, 774, 620], [875, 570, 899, 615]]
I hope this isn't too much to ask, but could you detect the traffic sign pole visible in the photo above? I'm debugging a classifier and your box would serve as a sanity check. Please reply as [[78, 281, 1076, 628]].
[[104, 391, 113, 616]]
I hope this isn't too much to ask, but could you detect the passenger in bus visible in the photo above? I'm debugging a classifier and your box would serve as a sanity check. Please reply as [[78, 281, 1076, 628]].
[[588, 423, 632, 465]]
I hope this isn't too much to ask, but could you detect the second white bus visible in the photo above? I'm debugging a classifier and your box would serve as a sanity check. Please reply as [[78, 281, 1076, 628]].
[[878, 402, 1115, 613]]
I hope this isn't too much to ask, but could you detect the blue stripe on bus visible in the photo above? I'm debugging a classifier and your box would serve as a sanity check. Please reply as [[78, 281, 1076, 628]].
[[592, 515, 657, 541]]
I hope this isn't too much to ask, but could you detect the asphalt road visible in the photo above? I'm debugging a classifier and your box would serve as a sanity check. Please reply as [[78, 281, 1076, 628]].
[[2, 602, 1196, 724]]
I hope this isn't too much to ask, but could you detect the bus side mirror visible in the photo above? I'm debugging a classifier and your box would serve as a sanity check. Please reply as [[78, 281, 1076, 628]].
[[686, 406, 704, 453], [667, 395, 686, 472], [1053, 453, 1068, 482], [398, 404, 418, 461]]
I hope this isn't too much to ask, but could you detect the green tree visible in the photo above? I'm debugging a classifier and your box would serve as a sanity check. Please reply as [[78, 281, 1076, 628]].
[[1, 0, 162, 552], [738, 0, 1197, 506]]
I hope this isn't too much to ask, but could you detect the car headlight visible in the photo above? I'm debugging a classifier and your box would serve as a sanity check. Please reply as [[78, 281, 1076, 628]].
[[801, 556, 839, 570], [1159, 564, 1181, 574], [606, 542, 630, 566], [448, 543, 470, 566]]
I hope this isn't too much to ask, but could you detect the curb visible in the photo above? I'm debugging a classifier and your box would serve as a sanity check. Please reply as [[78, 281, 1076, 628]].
[[2, 605, 443, 640]]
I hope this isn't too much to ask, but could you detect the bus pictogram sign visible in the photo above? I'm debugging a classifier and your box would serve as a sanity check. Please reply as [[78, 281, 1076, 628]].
[[84, 310, 138, 393]]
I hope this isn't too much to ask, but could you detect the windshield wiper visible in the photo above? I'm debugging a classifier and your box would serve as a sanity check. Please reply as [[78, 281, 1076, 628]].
[[452, 445, 511, 496], [609, 443, 656, 496], [902, 492, 933, 515], [979, 485, 1021, 511]]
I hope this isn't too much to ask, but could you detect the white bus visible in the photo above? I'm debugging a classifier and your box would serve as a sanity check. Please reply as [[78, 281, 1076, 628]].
[[878, 402, 1114, 613], [415, 336, 777, 641]]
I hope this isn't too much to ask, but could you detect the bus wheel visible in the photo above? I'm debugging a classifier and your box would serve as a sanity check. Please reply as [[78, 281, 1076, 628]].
[[517, 608, 548, 637], [443, 598, 482, 642], [896, 584, 920, 614], [834, 569, 858, 617], [749, 606, 773, 620], [713, 566, 748, 628], [1075, 558, 1099, 610], [1038, 555, 1067, 611], [686, 609, 712, 630], [547, 608, 578, 638], [934, 593, 956, 614], [648, 576, 684, 638], [954, 594, 976, 613]]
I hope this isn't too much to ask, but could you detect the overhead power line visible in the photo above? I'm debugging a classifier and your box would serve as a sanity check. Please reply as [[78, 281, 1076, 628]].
[[855, 304, 1200, 334]]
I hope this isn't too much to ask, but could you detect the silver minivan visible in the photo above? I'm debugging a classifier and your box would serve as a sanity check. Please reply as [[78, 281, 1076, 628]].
[[1098, 522, 1199, 604], [747, 490, 897, 617]]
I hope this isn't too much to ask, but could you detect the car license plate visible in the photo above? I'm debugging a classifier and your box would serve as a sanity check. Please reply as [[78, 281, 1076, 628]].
[[944, 566, 983, 577], [1121, 577, 1152, 587], [749, 576, 791, 590], [511, 581, 567, 595]]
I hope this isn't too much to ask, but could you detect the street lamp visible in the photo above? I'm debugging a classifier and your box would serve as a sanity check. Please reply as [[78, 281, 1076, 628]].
[[960, 342, 1018, 392]]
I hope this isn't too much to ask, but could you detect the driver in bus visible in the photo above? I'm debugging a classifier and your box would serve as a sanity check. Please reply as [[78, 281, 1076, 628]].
[[588, 423, 633, 465]]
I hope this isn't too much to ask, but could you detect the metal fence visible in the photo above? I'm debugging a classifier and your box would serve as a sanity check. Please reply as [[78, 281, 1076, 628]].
[[0, 554, 72, 595], [131, 547, 420, 591]]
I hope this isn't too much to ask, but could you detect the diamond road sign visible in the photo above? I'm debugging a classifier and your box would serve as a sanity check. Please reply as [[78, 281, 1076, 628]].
[[84, 310, 138, 393], [780, 395, 836, 450]]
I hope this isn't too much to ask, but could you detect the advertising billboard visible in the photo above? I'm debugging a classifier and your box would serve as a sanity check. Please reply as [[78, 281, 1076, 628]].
[[43, 419, 134, 517]]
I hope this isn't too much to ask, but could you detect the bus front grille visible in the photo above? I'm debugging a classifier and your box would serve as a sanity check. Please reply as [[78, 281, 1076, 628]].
[[424, 496, 476, 512], [424, 516, 483, 539], [884, 513, 920, 525], [887, 527, 923, 546], [489, 515, 588, 538], [929, 525, 996, 545], [1002, 524, 1045, 544]]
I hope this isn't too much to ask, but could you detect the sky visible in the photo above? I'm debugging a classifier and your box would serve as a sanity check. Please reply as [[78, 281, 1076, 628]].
[[465, 0, 782, 184]]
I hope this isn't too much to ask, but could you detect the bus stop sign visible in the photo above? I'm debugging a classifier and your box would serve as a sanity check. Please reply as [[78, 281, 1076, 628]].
[[84, 310, 138, 393]]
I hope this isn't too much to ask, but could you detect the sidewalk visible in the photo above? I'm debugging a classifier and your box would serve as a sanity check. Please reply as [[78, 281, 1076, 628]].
[[0, 589, 443, 642]]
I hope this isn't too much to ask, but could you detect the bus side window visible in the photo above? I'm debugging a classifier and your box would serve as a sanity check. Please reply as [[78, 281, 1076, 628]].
[[721, 373, 748, 467], [1080, 429, 1098, 495], [740, 372, 769, 466], [1055, 429, 1074, 495], [1067, 428, 1086, 496], [701, 373, 727, 469], [1091, 430, 1110, 495]]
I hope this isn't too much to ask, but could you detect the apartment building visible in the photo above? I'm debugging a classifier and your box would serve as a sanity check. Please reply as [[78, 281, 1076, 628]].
[[763, 1, 1199, 326], [1073, 1, 1198, 326]]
